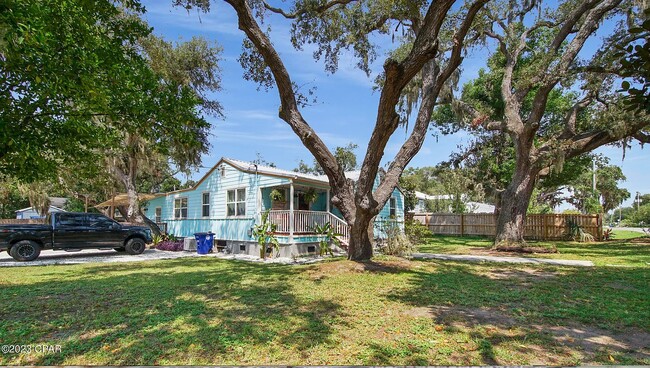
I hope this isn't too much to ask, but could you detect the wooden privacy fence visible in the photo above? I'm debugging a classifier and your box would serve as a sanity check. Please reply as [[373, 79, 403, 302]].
[[412, 213, 603, 240]]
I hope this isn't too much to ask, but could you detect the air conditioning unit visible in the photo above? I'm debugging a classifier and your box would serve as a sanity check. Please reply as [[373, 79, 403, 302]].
[[183, 238, 197, 251]]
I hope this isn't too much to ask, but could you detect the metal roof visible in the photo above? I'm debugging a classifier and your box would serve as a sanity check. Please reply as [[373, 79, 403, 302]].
[[223, 158, 330, 184]]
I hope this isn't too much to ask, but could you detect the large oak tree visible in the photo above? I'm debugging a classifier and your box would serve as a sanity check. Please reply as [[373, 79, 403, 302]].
[[465, 0, 649, 246], [175, 0, 489, 260]]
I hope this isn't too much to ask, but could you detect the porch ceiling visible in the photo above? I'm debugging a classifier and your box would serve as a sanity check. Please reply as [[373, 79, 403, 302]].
[[265, 183, 329, 192]]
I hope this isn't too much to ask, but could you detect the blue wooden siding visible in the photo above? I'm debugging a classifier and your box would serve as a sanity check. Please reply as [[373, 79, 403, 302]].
[[144, 160, 405, 242], [145, 161, 288, 239]]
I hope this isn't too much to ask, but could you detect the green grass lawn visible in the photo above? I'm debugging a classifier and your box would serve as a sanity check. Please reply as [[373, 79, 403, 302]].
[[1, 256, 648, 365], [610, 229, 648, 240], [417, 232, 650, 267]]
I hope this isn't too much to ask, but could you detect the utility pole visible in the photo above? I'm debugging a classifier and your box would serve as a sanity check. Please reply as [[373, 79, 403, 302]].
[[637, 191, 641, 212], [619, 206, 622, 222], [592, 159, 597, 192]]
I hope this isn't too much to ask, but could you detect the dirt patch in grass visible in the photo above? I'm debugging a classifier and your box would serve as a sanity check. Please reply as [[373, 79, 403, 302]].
[[403, 305, 519, 327], [482, 267, 560, 280], [537, 325, 650, 362], [307, 259, 412, 278], [403, 304, 649, 363], [630, 237, 650, 244]]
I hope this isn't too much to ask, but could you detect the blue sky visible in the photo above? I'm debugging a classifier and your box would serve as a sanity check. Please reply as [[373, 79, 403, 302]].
[[140, 1, 649, 208]]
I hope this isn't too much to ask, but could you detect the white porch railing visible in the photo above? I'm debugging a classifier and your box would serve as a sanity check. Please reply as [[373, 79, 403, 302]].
[[328, 213, 350, 245], [268, 210, 350, 245], [268, 210, 291, 233]]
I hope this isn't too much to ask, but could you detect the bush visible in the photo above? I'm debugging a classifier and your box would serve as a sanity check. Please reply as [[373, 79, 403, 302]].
[[404, 219, 430, 244], [155, 240, 184, 251], [376, 219, 417, 257], [566, 219, 595, 242]]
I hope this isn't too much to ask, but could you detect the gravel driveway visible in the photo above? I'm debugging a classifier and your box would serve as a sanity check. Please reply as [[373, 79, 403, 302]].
[[0, 248, 331, 267], [0, 248, 196, 267]]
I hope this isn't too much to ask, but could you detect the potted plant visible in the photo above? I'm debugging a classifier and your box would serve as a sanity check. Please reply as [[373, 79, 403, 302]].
[[303, 188, 318, 209], [269, 188, 286, 210]]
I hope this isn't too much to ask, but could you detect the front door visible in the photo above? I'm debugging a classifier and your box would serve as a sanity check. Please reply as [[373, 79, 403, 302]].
[[297, 193, 310, 210]]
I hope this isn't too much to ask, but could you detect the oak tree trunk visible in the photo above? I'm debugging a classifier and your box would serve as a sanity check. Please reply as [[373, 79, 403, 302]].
[[347, 211, 374, 261], [108, 155, 162, 236], [494, 166, 536, 246]]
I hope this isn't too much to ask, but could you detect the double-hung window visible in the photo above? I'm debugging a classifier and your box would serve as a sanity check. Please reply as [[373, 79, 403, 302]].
[[227, 188, 246, 216], [155, 207, 162, 223], [389, 197, 397, 218], [174, 197, 188, 219], [202, 193, 210, 217]]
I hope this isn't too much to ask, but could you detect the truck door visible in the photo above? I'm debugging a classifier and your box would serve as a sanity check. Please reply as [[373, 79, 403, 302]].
[[86, 214, 124, 247], [52, 213, 88, 249]]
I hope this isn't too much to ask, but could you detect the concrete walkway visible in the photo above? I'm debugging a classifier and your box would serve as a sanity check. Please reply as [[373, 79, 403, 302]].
[[411, 253, 594, 267]]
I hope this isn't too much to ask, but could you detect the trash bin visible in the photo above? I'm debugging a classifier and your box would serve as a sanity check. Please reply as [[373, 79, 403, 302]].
[[194, 232, 214, 254]]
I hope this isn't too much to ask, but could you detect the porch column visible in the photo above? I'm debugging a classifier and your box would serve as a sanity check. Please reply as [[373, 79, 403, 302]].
[[289, 181, 294, 241], [326, 189, 330, 213], [256, 187, 262, 220]]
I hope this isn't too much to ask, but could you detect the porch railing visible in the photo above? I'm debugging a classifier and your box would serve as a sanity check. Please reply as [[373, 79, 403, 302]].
[[268, 210, 330, 233], [328, 213, 350, 245]]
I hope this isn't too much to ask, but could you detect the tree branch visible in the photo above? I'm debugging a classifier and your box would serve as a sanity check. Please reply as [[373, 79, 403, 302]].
[[262, 0, 357, 19], [224, 0, 355, 219], [355, 0, 457, 205], [559, 94, 594, 139], [373, 0, 490, 208], [525, 0, 622, 128], [634, 131, 650, 144]]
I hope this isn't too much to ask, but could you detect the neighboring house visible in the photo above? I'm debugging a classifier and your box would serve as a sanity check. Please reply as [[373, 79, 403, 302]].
[[412, 191, 452, 213], [145, 157, 405, 257], [15, 205, 66, 219], [411, 191, 495, 214], [465, 201, 496, 214]]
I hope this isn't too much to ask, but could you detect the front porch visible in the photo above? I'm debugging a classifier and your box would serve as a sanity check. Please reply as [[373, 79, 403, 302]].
[[261, 182, 349, 244], [268, 209, 349, 244]]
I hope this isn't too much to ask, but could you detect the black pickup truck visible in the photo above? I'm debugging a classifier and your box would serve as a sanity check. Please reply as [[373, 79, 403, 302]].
[[0, 212, 152, 262]]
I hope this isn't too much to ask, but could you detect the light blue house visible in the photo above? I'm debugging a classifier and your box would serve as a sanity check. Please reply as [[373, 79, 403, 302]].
[[15, 205, 66, 219], [145, 157, 404, 257]]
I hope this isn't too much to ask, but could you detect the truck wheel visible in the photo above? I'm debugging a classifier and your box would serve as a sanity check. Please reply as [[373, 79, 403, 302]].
[[9, 240, 41, 262], [125, 238, 145, 255]]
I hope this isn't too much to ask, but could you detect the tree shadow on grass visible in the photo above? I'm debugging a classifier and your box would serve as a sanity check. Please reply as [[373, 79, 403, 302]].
[[0, 258, 343, 365], [385, 260, 650, 365]]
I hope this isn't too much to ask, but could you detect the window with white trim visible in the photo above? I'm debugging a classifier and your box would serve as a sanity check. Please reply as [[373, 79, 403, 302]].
[[202, 193, 210, 217], [155, 207, 162, 223], [174, 197, 188, 219], [389, 197, 397, 218], [227, 188, 246, 216]]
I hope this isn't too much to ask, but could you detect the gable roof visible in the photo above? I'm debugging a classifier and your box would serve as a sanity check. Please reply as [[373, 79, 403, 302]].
[[158, 157, 404, 196], [224, 158, 329, 184], [16, 205, 66, 213], [415, 191, 453, 200]]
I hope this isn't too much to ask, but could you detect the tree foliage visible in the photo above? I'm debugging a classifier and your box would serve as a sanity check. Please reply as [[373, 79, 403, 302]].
[[0, 0, 150, 180], [1, 0, 221, 225], [618, 7, 650, 114], [434, 0, 649, 245], [566, 159, 630, 214], [294, 143, 358, 175]]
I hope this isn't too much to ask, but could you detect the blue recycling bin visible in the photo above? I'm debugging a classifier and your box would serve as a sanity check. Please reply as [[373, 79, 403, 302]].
[[194, 232, 214, 254]]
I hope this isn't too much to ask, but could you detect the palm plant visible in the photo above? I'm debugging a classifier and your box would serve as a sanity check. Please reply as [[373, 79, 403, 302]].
[[252, 209, 280, 259], [312, 222, 342, 257]]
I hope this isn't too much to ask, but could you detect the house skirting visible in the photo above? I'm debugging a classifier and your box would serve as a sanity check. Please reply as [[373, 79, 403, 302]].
[[225, 240, 343, 258]]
